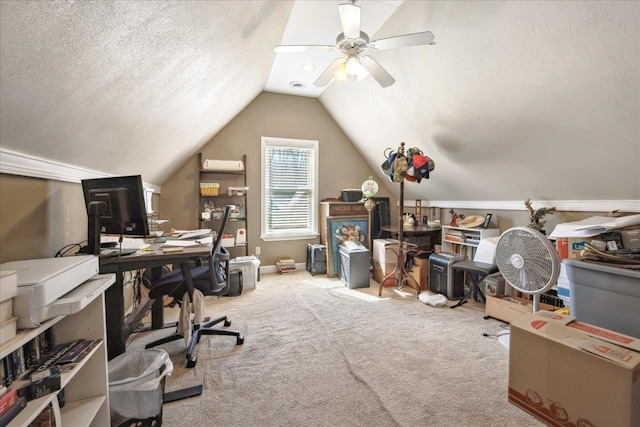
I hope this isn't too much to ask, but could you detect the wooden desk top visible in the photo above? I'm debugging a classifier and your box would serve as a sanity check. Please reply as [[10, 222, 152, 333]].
[[99, 243, 210, 273]]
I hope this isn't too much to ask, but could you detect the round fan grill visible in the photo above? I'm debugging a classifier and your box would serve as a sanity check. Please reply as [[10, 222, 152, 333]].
[[495, 227, 560, 312]]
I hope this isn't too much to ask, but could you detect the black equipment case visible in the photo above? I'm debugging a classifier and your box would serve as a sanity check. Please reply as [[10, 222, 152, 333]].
[[306, 244, 327, 276]]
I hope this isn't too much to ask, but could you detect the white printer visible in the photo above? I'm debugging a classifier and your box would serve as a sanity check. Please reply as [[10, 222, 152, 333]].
[[0, 255, 101, 328]]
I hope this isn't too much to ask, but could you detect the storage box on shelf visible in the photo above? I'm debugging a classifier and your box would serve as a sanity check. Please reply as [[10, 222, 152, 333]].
[[198, 153, 248, 257], [0, 271, 18, 345]]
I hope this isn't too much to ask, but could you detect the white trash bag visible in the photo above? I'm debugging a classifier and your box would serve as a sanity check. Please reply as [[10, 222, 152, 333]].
[[108, 349, 173, 425], [419, 292, 448, 307]]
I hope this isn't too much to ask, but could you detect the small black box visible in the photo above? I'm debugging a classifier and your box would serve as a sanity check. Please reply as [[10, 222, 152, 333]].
[[224, 269, 243, 297], [339, 189, 363, 202]]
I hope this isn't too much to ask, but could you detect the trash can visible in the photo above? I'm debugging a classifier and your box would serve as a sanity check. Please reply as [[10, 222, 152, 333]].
[[108, 349, 173, 426]]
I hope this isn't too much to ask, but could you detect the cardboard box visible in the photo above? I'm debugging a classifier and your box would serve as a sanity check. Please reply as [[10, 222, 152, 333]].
[[485, 295, 530, 323], [555, 237, 589, 260], [509, 311, 640, 427], [480, 272, 505, 296], [410, 264, 428, 291], [372, 261, 397, 284], [373, 239, 399, 267]]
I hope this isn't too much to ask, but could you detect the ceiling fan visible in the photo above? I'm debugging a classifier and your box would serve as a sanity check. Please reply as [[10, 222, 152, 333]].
[[274, 0, 435, 88]]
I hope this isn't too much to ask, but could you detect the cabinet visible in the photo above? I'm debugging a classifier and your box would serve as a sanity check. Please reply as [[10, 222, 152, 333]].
[[441, 225, 500, 259], [198, 153, 248, 257], [319, 201, 369, 277], [0, 274, 113, 427], [319, 201, 368, 245]]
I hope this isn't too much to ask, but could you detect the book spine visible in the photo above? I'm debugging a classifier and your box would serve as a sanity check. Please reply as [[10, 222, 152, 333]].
[[0, 395, 26, 426], [0, 388, 18, 417]]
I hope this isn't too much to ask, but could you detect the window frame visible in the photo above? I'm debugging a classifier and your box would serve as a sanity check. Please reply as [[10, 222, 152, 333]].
[[260, 136, 319, 241]]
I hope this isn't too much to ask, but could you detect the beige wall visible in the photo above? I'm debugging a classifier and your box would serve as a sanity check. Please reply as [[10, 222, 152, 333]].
[[159, 92, 398, 266], [0, 174, 86, 263]]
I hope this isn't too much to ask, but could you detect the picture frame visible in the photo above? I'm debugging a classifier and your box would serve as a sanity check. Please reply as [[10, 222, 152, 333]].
[[482, 213, 493, 229], [326, 215, 369, 277]]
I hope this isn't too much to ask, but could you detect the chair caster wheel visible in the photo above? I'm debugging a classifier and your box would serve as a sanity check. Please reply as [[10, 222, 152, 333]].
[[224, 319, 231, 327], [186, 356, 197, 368], [237, 335, 244, 345]]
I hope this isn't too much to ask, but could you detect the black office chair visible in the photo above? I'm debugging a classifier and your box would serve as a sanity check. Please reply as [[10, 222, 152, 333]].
[[145, 205, 244, 368]]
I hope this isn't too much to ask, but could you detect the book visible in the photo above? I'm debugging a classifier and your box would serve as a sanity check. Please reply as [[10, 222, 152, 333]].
[[55, 339, 101, 365], [0, 388, 17, 417], [0, 395, 26, 426], [444, 234, 465, 243], [276, 258, 296, 273]]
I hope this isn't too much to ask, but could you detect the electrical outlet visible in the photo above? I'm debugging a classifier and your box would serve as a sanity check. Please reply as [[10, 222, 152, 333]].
[[255, 246, 261, 255]]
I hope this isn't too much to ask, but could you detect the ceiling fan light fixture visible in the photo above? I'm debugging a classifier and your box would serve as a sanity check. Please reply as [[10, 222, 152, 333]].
[[335, 63, 348, 82], [345, 57, 360, 76], [278, 2, 435, 89]]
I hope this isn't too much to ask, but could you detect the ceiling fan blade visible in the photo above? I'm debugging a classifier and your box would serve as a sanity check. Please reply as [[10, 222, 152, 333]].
[[360, 56, 395, 88], [338, 2, 361, 39], [370, 31, 435, 50], [314, 57, 345, 87], [274, 45, 336, 53]]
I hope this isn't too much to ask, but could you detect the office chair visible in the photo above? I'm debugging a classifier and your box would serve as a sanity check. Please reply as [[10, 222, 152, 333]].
[[145, 205, 244, 368], [450, 237, 500, 309]]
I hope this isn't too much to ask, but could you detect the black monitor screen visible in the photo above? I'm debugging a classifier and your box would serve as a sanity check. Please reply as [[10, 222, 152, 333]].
[[81, 175, 150, 254]]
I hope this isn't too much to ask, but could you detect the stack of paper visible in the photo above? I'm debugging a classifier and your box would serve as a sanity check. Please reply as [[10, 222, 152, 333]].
[[549, 214, 640, 238]]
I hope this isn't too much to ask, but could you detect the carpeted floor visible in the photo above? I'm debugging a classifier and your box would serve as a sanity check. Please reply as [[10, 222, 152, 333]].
[[124, 272, 545, 427]]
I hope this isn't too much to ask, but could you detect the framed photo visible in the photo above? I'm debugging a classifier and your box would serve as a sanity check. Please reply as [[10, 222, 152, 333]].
[[482, 213, 493, 229], [326, 215, 369, 277]]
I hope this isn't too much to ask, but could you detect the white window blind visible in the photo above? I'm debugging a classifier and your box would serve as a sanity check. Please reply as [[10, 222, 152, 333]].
[[261, 137, 318, 240]]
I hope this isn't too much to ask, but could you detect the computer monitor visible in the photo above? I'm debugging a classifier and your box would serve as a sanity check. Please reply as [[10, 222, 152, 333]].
[[81, 175, 150, 255]]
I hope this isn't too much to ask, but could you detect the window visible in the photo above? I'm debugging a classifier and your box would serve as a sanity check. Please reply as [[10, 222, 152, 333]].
[[261, 137, 318, 241]]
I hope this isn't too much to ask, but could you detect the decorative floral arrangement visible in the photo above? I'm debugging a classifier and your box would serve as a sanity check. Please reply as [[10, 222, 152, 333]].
[[334, 223, 365, 245]]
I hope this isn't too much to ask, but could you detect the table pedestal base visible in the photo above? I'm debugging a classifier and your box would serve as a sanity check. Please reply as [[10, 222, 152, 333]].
[[377, 244, 420, 298]]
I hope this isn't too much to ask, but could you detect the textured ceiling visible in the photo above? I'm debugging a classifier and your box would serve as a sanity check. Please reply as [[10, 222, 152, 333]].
[[0, 1, 294, 185], [1, 1, 639, 204]]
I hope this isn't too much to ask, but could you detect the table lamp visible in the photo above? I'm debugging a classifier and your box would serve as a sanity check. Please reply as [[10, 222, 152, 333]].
[[361, 176, 379, 211]]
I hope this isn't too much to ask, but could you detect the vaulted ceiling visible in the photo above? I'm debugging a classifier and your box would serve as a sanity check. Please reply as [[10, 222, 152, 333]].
[[1, 1, 639, 205]]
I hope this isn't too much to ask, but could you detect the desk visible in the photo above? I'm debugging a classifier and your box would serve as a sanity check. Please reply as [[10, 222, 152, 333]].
[[380, 225, 441, 252], [99, 244, 209, 360]]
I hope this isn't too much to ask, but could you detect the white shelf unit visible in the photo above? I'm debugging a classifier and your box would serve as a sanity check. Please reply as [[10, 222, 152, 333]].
[[441, 225, 500, 260], [0, 274, 113, 427]]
